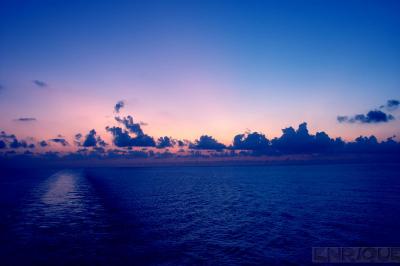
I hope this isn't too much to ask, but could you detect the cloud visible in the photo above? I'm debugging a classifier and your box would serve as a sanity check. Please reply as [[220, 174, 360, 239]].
[[10, 138, 28, 149], [381, 99, 400, 111], [79, 129, 107, 147], [106, 126, 155, 147], [39, 140, 48, 147], [49, 138, 68, 146], [156, 136, 175, 149], [190, 135, 226, 150], [0, 140, 6, 149], [115, 115, 144, 136], [270, 122, 344, 154], [75, 133, 82, 140], [339, 100, 399, 124], [0, 131, 16, 140], [14, 117, 37, 122], [114, 100, 125, 113], [337, 110, 395, 124], [107, 104, 156, 148], [32, 80, 48, 88], [232, 132, 270, 152], [0, 131, 35, 149]]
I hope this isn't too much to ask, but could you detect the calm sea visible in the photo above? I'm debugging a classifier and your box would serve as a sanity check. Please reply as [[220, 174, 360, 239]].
[[1, 163, 399, 265]]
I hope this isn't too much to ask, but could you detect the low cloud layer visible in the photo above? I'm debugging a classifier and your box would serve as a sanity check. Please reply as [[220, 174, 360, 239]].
[[1, 100, 400, 160], [156, 136, 175, 149], [233, 132, 269, 152], [190, 135, 226, 151], [0, 131, 35, 149]]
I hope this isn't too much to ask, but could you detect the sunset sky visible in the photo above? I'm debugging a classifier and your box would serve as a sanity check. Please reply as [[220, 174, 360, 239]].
[[1, 0, 399, 147]]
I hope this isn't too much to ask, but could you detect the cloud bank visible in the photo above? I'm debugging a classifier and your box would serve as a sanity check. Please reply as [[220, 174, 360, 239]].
[[1, 100, 400, 161]]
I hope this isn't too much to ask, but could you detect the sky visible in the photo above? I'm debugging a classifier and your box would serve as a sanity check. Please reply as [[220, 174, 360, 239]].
[[0, 0, 399, 150]]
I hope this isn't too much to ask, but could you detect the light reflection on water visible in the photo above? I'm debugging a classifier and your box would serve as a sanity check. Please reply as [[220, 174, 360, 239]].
[[41, 171, 77, 205], [14, 169, 110, 265]]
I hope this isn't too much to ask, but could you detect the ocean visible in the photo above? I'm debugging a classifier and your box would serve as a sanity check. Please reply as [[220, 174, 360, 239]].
[[1, 163, 399, 265]]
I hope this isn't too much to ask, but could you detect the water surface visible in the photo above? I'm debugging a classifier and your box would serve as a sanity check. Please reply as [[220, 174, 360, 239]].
[[1, 163, 399, 265]]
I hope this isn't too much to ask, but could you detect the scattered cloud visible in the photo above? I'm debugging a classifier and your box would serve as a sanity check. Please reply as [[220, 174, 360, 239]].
[[114, 100, 125, 113], [77, 129, 107, 147], [380, 99, 400, 111], [0, 131, 35, 149], [115, 115, 144, 136], [14, 117, 37, 122], [39, 140, 48, 147], [49, 138, 68, 146], [338, 100, 399, 124], [337, 110, 394, 124], [32, 80, 48, 88]]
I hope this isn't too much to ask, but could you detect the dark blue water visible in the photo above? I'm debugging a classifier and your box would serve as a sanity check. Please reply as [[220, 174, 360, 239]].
[[1, 164, 400, 265]]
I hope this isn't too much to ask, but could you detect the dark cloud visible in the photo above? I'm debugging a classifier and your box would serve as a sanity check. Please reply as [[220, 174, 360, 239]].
[[82, 130, 97, 147], [75, 133, 82, 140], [106, 126, 156, 147], [387, 99, 400, 109], [80, 129, 107, 147], [380, 99, 400, 111], [156, 136, 175, 149], [114, 100, 125, 113], [108, 112, 156, 147], [49, 138, 68, 146], [0, 140, 6, 149], [270, 122, 344, 154], [233, 132, 270, 152], [339, 99, 399, 124], [115, 115, 144, 136], [10, 138, 28, 149], [39, 140, 48, 147], [190, 135, 226, 151], [0, 131, 16, 140], [33, 80, 47, 88], [337, 110, 394, 124], [0, 131, 35, 149], [14, 117, 37, 122], [177, 140, 185, 147]]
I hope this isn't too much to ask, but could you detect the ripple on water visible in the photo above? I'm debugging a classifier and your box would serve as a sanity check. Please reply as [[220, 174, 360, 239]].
[[13, 170, 111, 265]]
